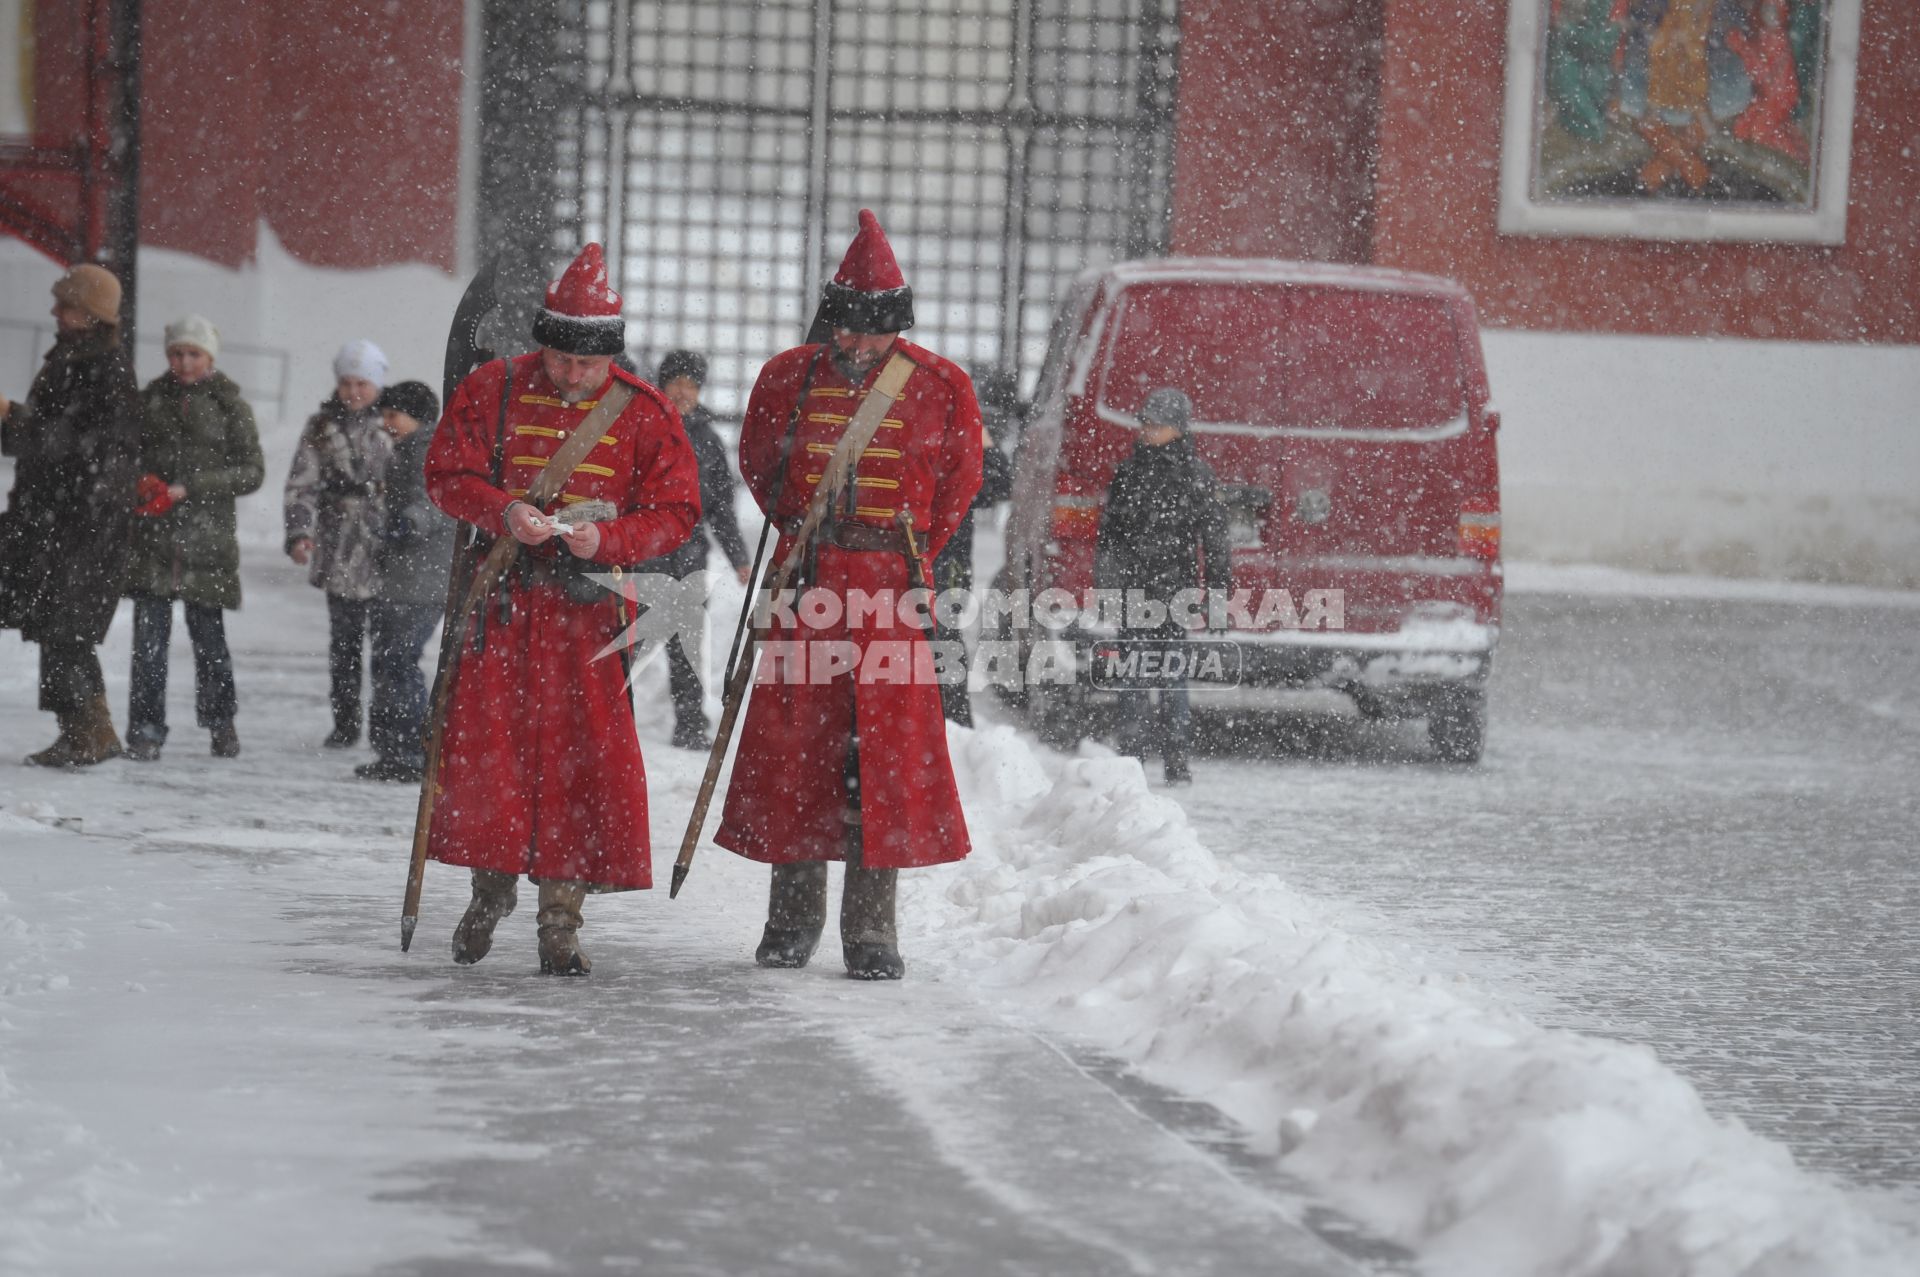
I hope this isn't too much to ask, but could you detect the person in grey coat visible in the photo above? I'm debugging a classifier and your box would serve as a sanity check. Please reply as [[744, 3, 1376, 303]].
[[284, 339, 393, 748], [357, 381, 454, 782]]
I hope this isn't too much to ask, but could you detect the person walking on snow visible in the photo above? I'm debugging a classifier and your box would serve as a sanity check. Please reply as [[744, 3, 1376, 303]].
[[124, 315, 265, 762], [1093, 386, 1232, 786], [284, 339, 393, 748], [0, 264, 141, 767], [930, 363, 1016, 727], [423, 243, 701, 975], [639, 348, 752, 751], [355, 380, 455, 784], [717, 209, 984, 981]]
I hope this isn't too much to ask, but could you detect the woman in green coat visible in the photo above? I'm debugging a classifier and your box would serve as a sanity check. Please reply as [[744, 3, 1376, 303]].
[[124, 315, 265, 760]]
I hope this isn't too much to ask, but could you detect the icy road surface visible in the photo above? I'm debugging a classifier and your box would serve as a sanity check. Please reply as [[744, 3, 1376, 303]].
[[1179, 568, 1920, 1206]]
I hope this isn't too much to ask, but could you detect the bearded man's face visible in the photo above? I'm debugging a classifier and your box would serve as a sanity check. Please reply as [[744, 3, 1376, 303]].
[[830, 329, 896, 380]]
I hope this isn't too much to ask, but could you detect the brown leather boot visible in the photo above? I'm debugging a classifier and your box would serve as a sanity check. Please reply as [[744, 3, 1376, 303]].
[[451, 870, 518, 965], [24, 712, 85, 767], [70, 693, 124, 765], [536, 880, 590, 975], [755, 862, 829, 968]]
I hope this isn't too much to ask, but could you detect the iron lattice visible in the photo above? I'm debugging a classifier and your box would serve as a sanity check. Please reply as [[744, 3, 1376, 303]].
[[541, 0, 1179, 414]]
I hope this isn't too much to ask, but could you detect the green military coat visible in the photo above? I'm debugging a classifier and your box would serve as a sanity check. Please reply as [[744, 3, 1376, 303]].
[[125, 371, 265, 610]]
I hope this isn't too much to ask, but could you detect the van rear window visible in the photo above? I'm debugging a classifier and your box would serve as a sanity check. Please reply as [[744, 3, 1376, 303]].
[[1097, 282, 1464, 432]]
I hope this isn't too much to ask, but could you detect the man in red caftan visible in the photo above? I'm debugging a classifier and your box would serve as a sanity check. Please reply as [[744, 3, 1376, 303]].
[[424, 243, 700, 974], [717, 210, 984, 980]]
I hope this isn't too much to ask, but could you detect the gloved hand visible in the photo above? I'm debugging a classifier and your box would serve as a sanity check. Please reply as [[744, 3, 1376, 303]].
[[133, 473, 174, 517]]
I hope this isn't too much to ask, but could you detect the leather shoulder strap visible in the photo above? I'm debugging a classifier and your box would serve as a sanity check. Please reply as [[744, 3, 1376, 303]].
[[523, 381, 637, 509]]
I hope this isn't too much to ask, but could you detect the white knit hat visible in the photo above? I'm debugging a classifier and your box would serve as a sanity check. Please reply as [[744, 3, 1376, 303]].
[[332, 338, 389, 387], [163, 314, 220, 360]]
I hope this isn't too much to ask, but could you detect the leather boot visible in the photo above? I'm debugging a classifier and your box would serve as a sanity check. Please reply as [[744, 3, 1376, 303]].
[[68, 694, 122, 766], [536, 880, 590, 975], [755, 862, 828, 968], [451, 870, 518, 965], [25, 712, 85, 767], [841, 844, 903, 981]]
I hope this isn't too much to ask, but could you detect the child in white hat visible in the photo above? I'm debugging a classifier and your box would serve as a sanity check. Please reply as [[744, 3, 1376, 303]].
[[282, 339, 394, 748]]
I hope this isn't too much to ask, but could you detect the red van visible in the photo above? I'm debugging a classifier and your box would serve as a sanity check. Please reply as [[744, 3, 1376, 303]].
[[994, 258, 1501, 762]]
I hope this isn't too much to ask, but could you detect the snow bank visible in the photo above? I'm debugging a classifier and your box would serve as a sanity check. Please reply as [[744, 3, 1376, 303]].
[[916, 724, 1913, 1277]]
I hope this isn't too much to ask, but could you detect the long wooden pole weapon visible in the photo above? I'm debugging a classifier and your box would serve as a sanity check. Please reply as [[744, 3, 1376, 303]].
[[666, 370, 814, 899], [401, 501, 514, 951], [400, 261, 498, 953]]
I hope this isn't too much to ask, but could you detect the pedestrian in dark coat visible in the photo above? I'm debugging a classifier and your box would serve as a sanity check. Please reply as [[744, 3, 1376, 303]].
[[931, 364, 1017, 726], [1093, 386, 1232, 785], [0, 264, 141, 767], [125, 315, 265, 761], [356, 381, 456, 783], [284, 339, 393, 748], [640, 349, 751, 750]]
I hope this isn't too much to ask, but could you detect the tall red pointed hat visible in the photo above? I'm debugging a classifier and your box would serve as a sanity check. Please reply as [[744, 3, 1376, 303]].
[[820, 209, 914, 334], [532, 242, 626, 355]]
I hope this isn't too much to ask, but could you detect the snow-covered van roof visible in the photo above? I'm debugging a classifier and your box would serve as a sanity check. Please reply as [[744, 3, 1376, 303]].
[[1078, 256, 1471, 301]]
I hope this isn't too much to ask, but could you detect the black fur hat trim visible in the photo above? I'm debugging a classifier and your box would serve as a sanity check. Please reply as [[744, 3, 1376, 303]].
[[532, 309, 626, 356], [818, 281, 914, 334]]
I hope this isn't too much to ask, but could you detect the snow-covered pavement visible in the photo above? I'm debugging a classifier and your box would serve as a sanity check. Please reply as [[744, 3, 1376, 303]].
[[2, 557, 1916, 1276], [0, 565, 1360, 1276]]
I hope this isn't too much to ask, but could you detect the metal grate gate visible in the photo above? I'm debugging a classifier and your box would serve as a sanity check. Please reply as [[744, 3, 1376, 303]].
[[542, 0, 1180, 415]]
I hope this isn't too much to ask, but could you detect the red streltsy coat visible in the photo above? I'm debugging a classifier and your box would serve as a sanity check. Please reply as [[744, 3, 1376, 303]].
[[424, 355, 700, 888], [716, 339, 984, 870]]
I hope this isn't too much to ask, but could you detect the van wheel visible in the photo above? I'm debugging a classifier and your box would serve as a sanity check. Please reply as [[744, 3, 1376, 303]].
[[1427, 689, 1486, 764]]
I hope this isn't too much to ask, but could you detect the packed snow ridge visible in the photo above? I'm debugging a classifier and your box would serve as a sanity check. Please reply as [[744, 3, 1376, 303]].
[[920, 723, 1913, 1277]]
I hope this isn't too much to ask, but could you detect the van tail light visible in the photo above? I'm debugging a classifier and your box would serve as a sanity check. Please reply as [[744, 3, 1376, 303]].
[[1458, 500, 1501, 560], [1052, 494, 1104, 538]]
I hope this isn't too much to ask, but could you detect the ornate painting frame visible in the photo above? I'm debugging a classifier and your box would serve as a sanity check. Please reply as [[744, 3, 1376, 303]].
[[1498, 0, 1862, 244]]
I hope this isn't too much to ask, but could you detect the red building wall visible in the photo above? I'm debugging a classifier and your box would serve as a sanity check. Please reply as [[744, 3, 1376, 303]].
[[1170, 0, 1383, 264], [1172, 0, 1920, 345], [7, 0, 463, 272]]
